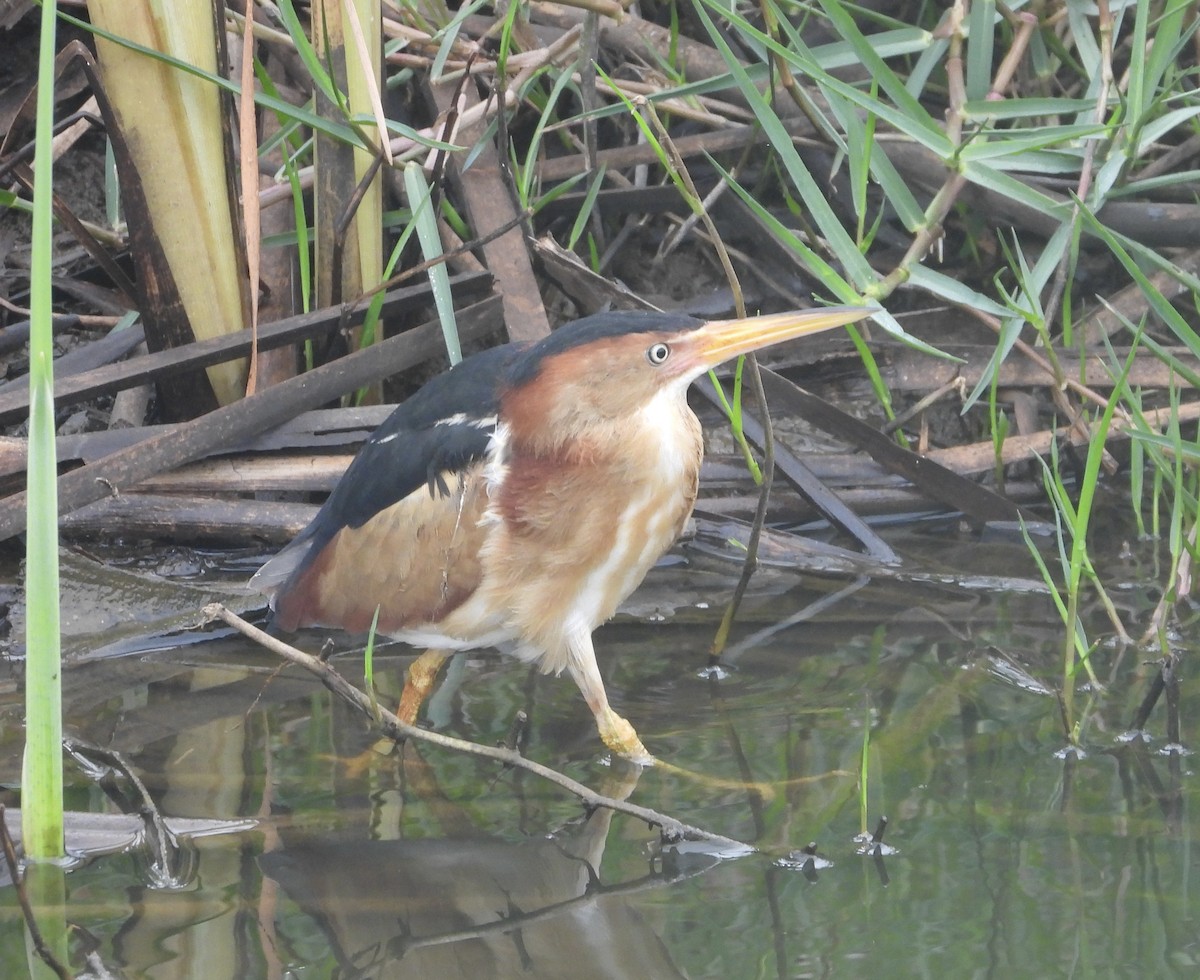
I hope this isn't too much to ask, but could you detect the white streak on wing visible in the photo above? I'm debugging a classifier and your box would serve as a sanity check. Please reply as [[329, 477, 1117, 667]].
[[435, 412, 497, 429], [480, 421, 510, 526], [375, 413, 498, 447]]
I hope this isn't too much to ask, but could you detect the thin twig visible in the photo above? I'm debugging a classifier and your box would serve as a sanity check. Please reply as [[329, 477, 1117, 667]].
[[202, 604, 752, 851], [356, 206, 532, 300], [63, 737, 190, 888], [638, 100, 777, 658]]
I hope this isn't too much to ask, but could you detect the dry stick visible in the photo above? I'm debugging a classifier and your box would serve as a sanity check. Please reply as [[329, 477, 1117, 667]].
[[253, 27, 583, 210], [404, 24, 582, 160], [362, 208, 531, 300], [0, 271, 491, 426], [392, 869, 689, 956], [536, 121, 810, 183], [1140, 521, 1198, 645], [590, 75, 752, 127], [536, 0, 623, 16], [881, 377, 965, 436], [1129, 664, 1166, 732], [202, 603, 751, 851], [579, 12, 606, 255], [921, 397, 1200, 476], [758, 0, 837, 144], [425, 51, 474, 216], [238, 0, 261, 397], [1136, 130, 1200, 183], [63, 736, 184, 885], [429, 63, 550, 342], [0, 299, 501, 541], [958, 304, 1117, 411], [12, 164, 139, 307]]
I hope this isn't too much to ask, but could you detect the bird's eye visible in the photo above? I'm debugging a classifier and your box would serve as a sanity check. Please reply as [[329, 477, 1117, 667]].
[[646, 342, 671, 365]]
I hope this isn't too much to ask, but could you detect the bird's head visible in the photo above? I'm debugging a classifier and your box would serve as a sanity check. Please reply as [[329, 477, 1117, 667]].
[[501, 306, 874, 453]]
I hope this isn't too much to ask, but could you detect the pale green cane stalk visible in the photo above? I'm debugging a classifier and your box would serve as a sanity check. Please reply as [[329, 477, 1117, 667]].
[[23, 0, 64, 863]]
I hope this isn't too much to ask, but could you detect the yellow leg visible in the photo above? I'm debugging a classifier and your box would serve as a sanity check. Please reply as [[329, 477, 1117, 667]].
[[595, 706, 653, 764], [342, 649, 452, 775], [566, 633, 654, 764], [397, 648, 452, 725]]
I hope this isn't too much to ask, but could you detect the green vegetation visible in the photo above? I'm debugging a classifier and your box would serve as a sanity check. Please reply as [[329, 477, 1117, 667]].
[[23, 0, 64, 864]]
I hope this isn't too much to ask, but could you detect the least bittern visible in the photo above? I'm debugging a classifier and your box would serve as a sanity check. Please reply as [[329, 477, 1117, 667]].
[[252, 306, 872, 761]]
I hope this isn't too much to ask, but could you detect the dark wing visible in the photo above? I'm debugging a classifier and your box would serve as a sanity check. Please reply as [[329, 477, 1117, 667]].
[[251, 343, 522, 628]]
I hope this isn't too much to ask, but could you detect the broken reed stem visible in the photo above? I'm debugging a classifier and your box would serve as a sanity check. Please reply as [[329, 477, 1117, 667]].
[[203, 603, 751, 852]]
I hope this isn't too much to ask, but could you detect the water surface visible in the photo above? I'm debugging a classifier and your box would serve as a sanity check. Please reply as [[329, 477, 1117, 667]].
[[0, 520, 1195, 977]]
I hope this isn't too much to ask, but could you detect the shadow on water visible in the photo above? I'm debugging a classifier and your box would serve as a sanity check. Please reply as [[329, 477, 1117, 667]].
[[0, 516, 1197, 977]]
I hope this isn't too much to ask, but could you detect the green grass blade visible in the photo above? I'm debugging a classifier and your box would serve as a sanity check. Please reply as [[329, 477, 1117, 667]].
[[363, 607, 381, 724], [958, 160, 1072, 218], [519, 64, 579, 206], [905, 265, 1012, 318], [1078, 207, 1200, 355], [529, 170, 588, 216], [965, 0, 995, 101], [957, 125, 1105, 161], [356, 206, 420, 371], [961, 97, 1097, 120], [814, 27, 935, 67], [692, 0, 876, 286], [405, 163, 461, 364], [709, 159, 945, 353], [963, 223, 1071, 410], [276, 0, 342, 107], [1067, 335, 1142, 595], [430, 0, 489, 80], [816, 0, 947, 139], [567, 164, 607, 252], [761, 7, 952, 154]]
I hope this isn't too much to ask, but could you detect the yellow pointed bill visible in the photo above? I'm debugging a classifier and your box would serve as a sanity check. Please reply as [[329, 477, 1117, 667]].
[[688, 306, 875, 369]]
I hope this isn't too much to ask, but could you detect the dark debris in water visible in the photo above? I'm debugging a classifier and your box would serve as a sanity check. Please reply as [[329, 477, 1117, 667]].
[[774, 846, 835, 880]]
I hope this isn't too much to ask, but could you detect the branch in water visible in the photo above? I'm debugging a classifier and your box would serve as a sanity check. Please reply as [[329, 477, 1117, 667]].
[[202, 603, 753, 853]]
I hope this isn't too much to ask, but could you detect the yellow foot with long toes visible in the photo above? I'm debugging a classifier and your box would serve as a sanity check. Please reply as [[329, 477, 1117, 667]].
[[592, 712, 780, 795], [649, 758, 782, 799], [597, 708, 654, 765], [333, 742, 396, 779], [327, 649, 454, 777]]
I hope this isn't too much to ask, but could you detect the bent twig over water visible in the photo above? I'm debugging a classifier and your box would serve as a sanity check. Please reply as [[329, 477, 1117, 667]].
[[202, 603, 751, 852]]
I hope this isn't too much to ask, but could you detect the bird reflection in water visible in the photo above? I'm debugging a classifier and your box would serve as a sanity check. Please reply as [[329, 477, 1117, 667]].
[[259, 750, 705, 978]]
